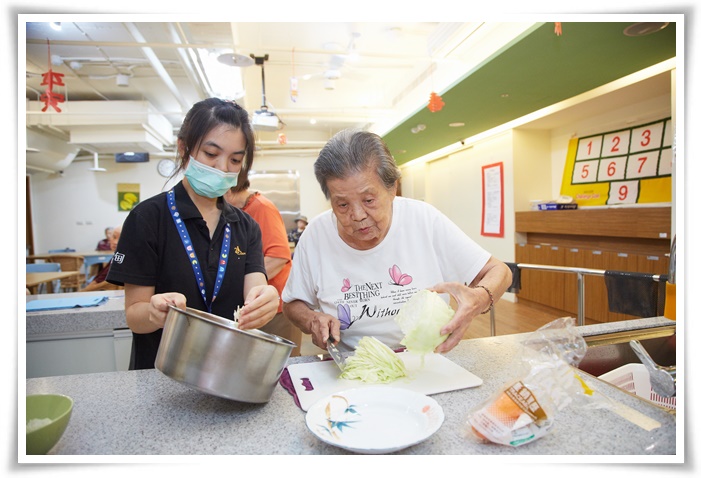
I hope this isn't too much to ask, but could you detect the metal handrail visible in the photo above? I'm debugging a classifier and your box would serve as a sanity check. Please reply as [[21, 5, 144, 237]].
[[489, 263, 666, 336]]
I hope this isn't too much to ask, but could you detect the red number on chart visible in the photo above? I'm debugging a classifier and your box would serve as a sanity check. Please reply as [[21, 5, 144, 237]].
[[610, 136, 620, 152], [640, 129, 651, 147], [587, 141, 593, 155], [581, 164, 590, 179], [637, 156, 647, 173], [618, 185, 628, 201], [607, 162, 617, 177]]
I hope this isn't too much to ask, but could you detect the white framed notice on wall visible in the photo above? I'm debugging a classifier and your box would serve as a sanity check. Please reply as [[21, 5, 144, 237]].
[[561, 117, 672, 206], [481, 162, 504, 237]]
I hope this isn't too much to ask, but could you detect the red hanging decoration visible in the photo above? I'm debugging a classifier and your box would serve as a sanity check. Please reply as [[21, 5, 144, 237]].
[[40, 40, 66, 112], [554, 22, 563, 36], [427, 92, 445, 113]]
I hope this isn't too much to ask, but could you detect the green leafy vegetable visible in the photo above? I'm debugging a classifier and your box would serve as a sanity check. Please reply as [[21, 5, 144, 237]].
[[339, 336, 408, 383], [395, 289, 455, 359]]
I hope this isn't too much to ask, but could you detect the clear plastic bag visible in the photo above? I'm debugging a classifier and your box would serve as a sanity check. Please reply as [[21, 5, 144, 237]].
[[465, 317, 606, 447]]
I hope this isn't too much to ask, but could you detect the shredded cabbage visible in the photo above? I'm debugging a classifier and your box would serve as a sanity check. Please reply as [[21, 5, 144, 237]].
[[339, 336, 407, 383], [395, 289, 455, 359]]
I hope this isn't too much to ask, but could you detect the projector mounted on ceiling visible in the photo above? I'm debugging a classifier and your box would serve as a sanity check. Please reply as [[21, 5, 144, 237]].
[[250, 53, 283, 132], [252, 106, 282, 132]]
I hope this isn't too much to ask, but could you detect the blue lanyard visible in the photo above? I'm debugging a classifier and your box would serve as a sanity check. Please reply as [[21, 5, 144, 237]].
[[167, 189, 231, 313]]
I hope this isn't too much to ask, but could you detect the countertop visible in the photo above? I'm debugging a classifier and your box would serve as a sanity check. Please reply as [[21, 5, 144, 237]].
[[25, 290, 126, 336], [24, 317, 678, 457]]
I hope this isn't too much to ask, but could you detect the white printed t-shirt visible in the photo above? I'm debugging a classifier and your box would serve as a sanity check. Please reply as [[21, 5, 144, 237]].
[[281, 196, 491, 352]]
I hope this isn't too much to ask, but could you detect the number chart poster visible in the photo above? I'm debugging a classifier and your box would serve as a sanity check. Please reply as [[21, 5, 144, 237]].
[[560, 117, 672, 206]]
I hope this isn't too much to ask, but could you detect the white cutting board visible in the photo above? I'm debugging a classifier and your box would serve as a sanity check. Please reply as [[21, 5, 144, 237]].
[[287, 351, 482, 411]]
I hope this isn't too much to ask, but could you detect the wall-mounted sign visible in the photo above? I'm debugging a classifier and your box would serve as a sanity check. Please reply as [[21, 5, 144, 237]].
[[560, 117, 672, 206], [117, 183, 140, 211], [481, 162, 504, 237]]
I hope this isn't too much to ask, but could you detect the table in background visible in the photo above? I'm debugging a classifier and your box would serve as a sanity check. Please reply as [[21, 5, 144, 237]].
[[26, 271, 82, 294], [27, 251, 113, 281]]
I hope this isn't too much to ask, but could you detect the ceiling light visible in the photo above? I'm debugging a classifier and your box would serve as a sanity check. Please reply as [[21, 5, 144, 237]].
[[217, 52, 254, 67], [199, 49, 245, 100], [49, 22, 61, 31], [449, 122, 465, 127], [309, 118, 317, 125], [623, 22, 669, 37], [324, 69, 341, 80], [116, 74, 130, 87], [411, 124, 427, 134]]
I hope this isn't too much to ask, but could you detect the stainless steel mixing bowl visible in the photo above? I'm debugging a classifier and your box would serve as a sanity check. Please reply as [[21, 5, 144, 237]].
[[155, 305, 297, 403]]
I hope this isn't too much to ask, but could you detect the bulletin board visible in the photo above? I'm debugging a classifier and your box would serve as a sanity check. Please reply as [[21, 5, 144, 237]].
[[560, 117, 673, 206]]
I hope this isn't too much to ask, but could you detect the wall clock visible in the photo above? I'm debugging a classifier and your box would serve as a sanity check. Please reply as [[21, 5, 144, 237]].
[[157, 159, 177, 177]]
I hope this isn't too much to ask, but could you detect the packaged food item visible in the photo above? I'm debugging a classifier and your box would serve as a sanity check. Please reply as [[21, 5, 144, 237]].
[[466, 317, 602, 447]]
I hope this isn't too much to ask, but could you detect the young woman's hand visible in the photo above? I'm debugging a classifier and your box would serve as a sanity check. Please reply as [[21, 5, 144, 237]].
[[237, 284, 280, 330]]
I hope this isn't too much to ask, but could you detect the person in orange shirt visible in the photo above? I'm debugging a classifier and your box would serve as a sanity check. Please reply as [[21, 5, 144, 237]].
[[225, 176, 300, 356]]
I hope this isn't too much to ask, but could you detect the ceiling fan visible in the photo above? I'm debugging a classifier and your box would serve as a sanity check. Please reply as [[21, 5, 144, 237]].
[[302, 32, 363, 90], [249, 54, 284, 132]]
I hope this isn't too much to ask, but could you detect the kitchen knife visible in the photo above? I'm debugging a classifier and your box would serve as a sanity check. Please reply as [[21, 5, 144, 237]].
[[327, 338, 346, 371]]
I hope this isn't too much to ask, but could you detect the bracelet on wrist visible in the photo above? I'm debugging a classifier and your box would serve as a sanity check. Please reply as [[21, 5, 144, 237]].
[[466, 283, 494, 314]]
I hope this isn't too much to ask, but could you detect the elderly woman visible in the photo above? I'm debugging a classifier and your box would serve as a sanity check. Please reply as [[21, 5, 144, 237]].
[[282, 129, 512, 354]]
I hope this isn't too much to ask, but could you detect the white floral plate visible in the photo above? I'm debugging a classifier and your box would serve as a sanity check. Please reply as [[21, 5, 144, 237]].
[[304, 386, 444, 454]]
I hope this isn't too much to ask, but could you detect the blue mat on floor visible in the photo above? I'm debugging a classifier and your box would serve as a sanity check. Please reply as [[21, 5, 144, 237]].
[[26, 296, 108, 312]]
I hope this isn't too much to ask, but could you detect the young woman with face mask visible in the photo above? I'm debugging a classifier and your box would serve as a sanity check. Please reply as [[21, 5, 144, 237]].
[[106, 98, 280, 370]]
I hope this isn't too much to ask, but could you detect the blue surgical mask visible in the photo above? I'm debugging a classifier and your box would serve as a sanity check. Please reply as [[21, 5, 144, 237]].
[[184, 156, 239, 198]]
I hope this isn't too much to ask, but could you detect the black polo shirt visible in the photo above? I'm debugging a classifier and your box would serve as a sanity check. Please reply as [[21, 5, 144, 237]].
[[107, 181, 266, 369]]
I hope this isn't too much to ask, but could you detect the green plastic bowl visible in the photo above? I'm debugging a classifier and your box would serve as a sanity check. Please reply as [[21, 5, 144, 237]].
[[26, 394, 73, 455]]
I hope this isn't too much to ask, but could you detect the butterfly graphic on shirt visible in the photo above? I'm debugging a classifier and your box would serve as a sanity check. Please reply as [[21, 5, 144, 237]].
[[337, 303, 356, 330], [341, 278, 351, 292], [388, 264, 413, 286]]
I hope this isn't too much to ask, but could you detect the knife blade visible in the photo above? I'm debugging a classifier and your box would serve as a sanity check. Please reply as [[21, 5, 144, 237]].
[[327, 338, 346, 370]]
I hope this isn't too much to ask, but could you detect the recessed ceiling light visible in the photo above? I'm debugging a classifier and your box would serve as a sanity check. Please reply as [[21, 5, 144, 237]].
[[395, 149, 406, 154], [449, 122, 465, 127], [309, 118, 317, 125], [623, 22, 669, 37], [49, 22, 61, 31], [501, 93, 509, 98]]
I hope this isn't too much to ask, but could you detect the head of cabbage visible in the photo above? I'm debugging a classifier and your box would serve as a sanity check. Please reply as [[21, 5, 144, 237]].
[[395, 289, 455, 357]]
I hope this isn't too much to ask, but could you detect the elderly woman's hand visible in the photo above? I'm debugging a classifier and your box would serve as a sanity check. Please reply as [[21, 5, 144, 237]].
[[237, 284, 280, 330], [429, 281, 488, 353], [148, 292, 187, 329]]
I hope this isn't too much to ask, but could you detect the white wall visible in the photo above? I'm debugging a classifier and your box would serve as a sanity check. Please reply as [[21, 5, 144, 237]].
[[401, 131, 516, 265], [27, 151, 329, 254], [398, 91, 672, 267], [27, 90, 672, 255]]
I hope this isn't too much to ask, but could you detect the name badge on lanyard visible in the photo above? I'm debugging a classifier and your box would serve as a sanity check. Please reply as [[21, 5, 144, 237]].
[[167, 189, 231, 313]]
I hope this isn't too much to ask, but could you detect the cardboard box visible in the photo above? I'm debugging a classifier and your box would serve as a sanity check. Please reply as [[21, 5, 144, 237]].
[[537, 203, 578, 210]]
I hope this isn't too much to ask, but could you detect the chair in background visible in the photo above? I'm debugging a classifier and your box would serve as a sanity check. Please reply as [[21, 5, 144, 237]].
[[26, 263, 62, 294], [46, 254, 85, 291]]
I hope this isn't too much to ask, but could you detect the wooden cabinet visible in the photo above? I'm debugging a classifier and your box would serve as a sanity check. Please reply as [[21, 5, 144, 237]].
[[514, 207, 671, 323]]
